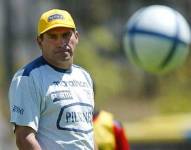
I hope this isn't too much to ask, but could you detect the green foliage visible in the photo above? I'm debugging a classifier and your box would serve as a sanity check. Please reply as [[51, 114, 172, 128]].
[[87, 26, 118, 53], [153, 61, 191, 115], [153, 91, 191, 115]]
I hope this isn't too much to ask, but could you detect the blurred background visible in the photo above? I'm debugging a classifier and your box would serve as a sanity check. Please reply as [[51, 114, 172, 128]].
[[1, 0, 191, 149]]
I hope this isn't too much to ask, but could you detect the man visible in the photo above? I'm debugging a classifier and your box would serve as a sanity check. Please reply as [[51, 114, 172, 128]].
[[9, 9, 95, 150], [94, 110, 130, 150]]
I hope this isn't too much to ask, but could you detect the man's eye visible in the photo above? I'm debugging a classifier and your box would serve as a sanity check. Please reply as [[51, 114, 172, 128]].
[[62, 32, 72, 38]]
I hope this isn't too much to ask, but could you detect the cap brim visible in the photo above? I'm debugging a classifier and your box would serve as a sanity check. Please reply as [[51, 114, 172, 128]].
[[38, 24, 76, 36]]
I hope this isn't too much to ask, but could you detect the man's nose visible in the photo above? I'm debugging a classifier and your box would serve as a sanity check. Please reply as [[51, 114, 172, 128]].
[[57, 37, 66, 47]]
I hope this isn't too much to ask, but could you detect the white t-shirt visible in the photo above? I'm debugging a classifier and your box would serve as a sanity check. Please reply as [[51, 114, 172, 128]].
[[9, 56, 95, 150]]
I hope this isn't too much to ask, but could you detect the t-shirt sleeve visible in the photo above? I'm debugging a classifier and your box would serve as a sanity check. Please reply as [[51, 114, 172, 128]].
[[9, 71, 41, 132]]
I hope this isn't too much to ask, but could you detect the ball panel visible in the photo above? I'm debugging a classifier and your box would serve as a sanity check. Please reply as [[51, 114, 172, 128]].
[[176, 14, 191, 44], [162, 44, 189, 73], [135, 36, 172, 68], [128, 5, 178, 38]]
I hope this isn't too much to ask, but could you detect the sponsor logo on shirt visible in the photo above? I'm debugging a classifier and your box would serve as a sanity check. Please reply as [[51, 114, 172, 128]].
[[57, 102, 93, 133], [52, 80, 89, 88], [65, 111, 92, 123], [12, 105, 24, 115], [51, 90, 73, 102]]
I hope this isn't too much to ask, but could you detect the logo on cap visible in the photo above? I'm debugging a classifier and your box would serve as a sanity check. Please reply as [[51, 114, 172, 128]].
[[48, 14, 64, 22]]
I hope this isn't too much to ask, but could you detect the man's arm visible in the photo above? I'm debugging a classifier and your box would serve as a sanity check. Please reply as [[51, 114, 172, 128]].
[[15, 125, 42, 150]]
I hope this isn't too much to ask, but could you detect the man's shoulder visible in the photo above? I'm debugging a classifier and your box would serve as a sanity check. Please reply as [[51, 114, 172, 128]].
[[72, 64, 87, 71], [72, 64, 93, 87], [72, 64, 91, 75], [22, 56, 46, 76]]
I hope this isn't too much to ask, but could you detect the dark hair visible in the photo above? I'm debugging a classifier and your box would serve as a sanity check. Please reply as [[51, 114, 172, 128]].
[[38, 34, 44, 39]]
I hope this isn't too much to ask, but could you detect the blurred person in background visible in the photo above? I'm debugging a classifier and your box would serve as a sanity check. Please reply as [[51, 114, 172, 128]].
[[94, 110, 130, 150], [93, 84, 130, 150], [8, 9, 95, 150]]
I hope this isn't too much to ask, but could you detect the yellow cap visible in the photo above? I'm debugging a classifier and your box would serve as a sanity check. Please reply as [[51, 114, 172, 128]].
[[38, 9, 76, 36]]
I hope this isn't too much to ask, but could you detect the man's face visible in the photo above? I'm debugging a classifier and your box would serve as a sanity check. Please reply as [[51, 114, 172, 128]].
[[37, 27, 79, 69]]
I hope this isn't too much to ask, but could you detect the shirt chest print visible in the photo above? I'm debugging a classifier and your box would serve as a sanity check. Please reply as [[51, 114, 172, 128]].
[[49, 79, 91, 103]]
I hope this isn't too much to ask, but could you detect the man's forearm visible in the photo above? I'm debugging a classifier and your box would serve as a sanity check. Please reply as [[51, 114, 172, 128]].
[[16, 133, 42, 150], [15, 126, 42, 150]]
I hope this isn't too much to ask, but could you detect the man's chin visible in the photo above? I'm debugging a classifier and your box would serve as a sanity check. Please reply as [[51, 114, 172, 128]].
[[59, 57, 73, 63]]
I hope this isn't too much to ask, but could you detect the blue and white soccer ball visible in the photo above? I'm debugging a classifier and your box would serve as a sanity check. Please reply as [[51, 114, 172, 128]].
[[123, 5, 191, 74]]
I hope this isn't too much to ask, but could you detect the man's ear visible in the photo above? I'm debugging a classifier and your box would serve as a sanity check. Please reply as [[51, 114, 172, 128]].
[[75, 31, 79, 43], [37, 36, 42, 49]]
